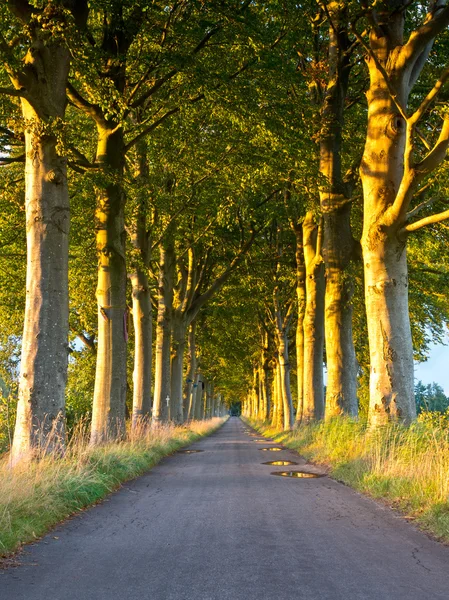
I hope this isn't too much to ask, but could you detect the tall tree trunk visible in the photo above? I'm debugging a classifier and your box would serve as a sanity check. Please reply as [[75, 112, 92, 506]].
[[186, 321, 197, 419], [360, 6, 416, 425], [130, 270, 152, 426], [194, 378, 204, 420], [188, 372, 199, 420], [319, 4, 358, 419], [90, 126, 127, 444], [293, 226, 306, 428], [278, 335, 294, 430], [170, 318, 187, 424], [275, 360, 284, 430], [302, 212, 325, 422], [152, 236, 175, 424], [130, 141, 152, 428], [12, 39, 71, 464]]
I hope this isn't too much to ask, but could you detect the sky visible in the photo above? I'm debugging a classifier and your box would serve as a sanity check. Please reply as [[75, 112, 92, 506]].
[[414, 336, 449, 394]]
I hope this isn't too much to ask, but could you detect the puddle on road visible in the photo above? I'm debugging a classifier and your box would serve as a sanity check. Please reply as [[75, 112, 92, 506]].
[[177, 450, 203, 454], [271, 470, 324, 478], [263, 460, 298, 466], [259, 447, 283, 452]]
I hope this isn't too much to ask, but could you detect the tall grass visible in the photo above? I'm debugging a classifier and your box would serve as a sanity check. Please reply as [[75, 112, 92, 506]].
[[246, 416, 449, 542], [0, 417, 226, 557]]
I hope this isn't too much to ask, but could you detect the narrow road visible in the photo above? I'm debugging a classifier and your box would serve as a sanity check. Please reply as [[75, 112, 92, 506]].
[[2, 417, 449, 599]]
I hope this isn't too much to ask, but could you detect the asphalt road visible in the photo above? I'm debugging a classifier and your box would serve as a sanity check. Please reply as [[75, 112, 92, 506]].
[[2, 417, 449, 600]]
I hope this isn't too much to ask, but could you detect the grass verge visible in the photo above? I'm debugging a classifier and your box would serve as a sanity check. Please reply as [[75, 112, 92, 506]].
[[244, 416, 449, 543], [0, 417, 226, 557]]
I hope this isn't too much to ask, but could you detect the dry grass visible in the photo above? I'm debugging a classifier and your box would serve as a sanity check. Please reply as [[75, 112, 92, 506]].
[[246, 416, 449, 542], [0, 417, 226, 557]]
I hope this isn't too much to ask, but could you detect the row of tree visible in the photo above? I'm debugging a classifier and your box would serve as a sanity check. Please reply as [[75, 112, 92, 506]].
[[1, 1, 449, 464]]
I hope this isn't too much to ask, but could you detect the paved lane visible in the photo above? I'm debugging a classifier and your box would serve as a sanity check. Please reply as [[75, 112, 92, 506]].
[[2, 417, 449, 599]]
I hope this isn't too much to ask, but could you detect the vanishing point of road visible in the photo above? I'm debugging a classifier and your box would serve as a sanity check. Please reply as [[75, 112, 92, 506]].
[[2, 417, 449, 599]]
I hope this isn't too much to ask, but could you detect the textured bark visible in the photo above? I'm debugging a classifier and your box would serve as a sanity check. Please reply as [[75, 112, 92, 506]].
[[277, 335, 294, 430], [188, 372, 199, 420], [275, 360, 284, 430], [152, 236, 175, 424], [319, 4, 358, 419], [11, 23, 71, 464], [302, 212, 325, 422], [130, 270, 152, 426], [90, 126, 127, 444], [359, 3, 426, 425], [194, 379, 204, 420], [186, 322, 197, 419], [129, 141, 152, 428], [170, 319, 187, 423], [293, 226, 306, 428]]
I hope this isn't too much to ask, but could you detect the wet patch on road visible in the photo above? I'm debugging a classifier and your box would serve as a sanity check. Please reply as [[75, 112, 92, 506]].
[[177, 450, 204, 454], [271, 470, 325, 478], [262, 460, 298, 466]]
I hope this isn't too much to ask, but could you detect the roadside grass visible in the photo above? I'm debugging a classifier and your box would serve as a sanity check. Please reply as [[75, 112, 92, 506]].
[[244, 416, 449, 542], [0, 417, 226, 557]]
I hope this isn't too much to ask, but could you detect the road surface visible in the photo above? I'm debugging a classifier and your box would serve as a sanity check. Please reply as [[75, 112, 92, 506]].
[[2, 417, 449, 599]]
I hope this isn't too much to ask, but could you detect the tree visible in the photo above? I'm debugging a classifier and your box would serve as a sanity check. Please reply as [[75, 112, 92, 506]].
[[0, 1, 88, 464], [356, 1, 449, 425]]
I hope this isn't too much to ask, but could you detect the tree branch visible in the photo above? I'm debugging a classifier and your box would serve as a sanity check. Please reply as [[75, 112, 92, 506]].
[[124, 107, 180, 151], [187, 228, 256, 322], [67, 82, 105, 124], [402, 208, 449, 234], [409, 63, 449, 125]]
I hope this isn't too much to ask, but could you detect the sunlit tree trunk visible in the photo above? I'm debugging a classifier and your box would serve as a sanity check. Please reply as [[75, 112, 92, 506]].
[[170, 319, 187, 423], [357, 3, 449, 425], [194, 378, 204, 420], [130, 141, 152, 428], [186, 321, 197, 419], [152, 235, 175, 424], [319, 4, 358, 419], [302, 212, 325, 422], [291, 225, 306, 428], [11, 33, 71, 464], [90, 125, 127, 444]]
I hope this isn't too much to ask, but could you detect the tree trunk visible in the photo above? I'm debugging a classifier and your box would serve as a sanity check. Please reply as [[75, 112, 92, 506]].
[[194, 379, 204, 420], [130, 270, 152, 426], [302, 212, 325, 422], [360, 12, 416, 425], [170, 318, 187, 423], [319, 5, 358, 419], [12, 43, 71, 463], [278, 335, 294, 430], [186, 322, 197, 419], [152, 236, 175, 424], [130, 140, 152, 428], [90, 126, 127, 444], [293, 226, 306, 428]]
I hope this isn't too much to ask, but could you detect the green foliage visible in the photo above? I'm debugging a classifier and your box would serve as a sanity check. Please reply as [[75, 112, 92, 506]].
[[415, 380, 449, 414]]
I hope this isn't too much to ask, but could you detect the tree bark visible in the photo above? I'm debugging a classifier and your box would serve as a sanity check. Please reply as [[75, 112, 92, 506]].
[[90, 125, 128, 444], [152, 235, 175, 424], [302, 212, 325, 422], [170, 318, 187, 423], [129, 141, 152, 428], [319, 4, 358, 419], [293, 226, 306, 428], [186, 322, 197, 419], [12, 37, 71, 463], [360, 5, 417, 425], [278, 335, 294, 430]]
